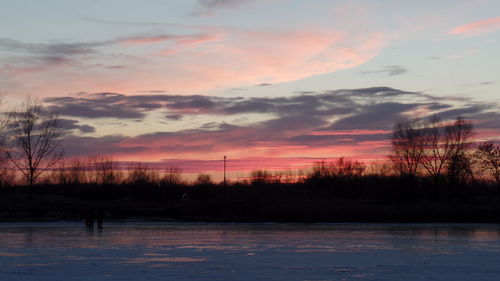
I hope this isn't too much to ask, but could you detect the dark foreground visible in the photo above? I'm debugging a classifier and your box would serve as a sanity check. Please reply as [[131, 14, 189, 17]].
[[1, 193, 500, 223]]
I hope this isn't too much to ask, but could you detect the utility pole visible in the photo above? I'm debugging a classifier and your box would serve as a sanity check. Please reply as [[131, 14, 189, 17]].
[[223, 155, 227, 187]]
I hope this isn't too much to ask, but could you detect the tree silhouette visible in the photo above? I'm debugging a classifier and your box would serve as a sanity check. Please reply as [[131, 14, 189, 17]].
[[3, 97, 62, 196], [444, 117, 474, 186], [390, 118, 426, 178], [474, 141, 500, 192], [0, 99, 12, 186]]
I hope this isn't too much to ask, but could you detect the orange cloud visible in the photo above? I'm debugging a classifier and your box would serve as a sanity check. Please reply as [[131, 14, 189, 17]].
[[448, 17, 500, 37]]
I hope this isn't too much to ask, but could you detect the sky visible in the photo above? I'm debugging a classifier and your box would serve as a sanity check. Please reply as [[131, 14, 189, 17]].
[[1, 0, 499, 179]]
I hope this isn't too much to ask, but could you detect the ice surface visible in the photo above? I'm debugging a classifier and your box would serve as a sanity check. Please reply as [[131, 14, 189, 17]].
[[1, 222, 500, 280]]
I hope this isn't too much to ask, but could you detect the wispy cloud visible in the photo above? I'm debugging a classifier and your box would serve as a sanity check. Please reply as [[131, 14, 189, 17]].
[[198, 0, 250, 9], [360, 65, 408, 76], [0, 38, 101, 56], [193, 0, 255, 16], [447, 49, 479, 59], [45, 93, 148, 119], [448, 17, 500, 37], [0, 38, 104, 73], [115, 33, 218, 46], [59, 118, 96, 134]]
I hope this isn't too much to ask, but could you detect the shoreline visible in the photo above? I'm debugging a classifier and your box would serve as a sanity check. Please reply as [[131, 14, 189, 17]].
[[2, 197, 500, 224]]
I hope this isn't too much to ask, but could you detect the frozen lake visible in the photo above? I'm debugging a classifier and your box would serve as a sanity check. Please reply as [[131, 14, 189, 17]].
[[1, 222, 500, 280]]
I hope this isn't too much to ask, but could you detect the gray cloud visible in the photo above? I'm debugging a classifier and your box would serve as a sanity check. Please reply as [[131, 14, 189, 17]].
[[0, 32, 216, 73], [59, 119, 96, 133], [43, 87, 455, 122], [360, 65, 408, 76], [45, 93, 146, 119], [48, 87, 499, 158], [435, 103, 492, 120], [194, 0, 253, 15], [166, 114, 183, 120], [61, 135, 147, 158], [0, 38, 101, 56], [331, 102, 421, 130], [198, 0, 248, 8], [198, 0, 251, 10], [460, 81, 496, 87], [106, 65, 125, 69]]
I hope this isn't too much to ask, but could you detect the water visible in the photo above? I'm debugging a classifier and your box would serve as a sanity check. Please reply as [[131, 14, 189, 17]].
[[1, 222, 500, 280]]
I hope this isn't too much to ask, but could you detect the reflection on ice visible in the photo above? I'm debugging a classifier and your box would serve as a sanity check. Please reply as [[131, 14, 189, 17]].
[[0, 223, 500, 280], [0, 252, 26, 257], [125, 257, 207, 263]]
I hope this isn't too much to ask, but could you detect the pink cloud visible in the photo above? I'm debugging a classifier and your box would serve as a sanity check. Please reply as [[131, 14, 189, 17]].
[[101, 127, 392, 163], [159, 157, 319, 173], [448, 17, 500, 37], [145, 28, 386, 92], [1, 25, 385, 97], [175, 33, 221, 46], [116, 33, 220, 46], [117, 35, 176, 45]]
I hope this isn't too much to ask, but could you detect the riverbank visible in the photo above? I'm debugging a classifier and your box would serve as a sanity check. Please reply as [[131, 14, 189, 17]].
[[1, 193, 500, 223]]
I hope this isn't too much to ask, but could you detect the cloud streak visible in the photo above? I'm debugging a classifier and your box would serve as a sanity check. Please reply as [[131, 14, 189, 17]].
[[360, 65, 408, 76], [448, 17, 500, 37], [193, 0, 256, 16]]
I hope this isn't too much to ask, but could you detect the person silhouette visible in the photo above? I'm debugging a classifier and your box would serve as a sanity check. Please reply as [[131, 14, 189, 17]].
[[85, 210, 94, 231], [97, 208, 104, 231]]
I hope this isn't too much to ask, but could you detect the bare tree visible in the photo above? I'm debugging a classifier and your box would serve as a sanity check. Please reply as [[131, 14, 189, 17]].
[[368, 161, 394, 176], [127, 162, 159, 185], [418, 116, 474, 183], [419, 116, 448, 180], [474, 141, 500, 191], [195, 173, 213, 185], [67, 158, 86, 185], [444, 117, 474, 185], [161, 167, 184, 185], [250, 169, 273, 185], [0, 98, 8, 161], [3, 97, 62, 194], [0, 98, 11, 185], [332, 157, 366, 178], [391, 116, 474, 198], [88, 155, 122, 185], [390, 118, 426, 178], [310, 158, 365, 179]]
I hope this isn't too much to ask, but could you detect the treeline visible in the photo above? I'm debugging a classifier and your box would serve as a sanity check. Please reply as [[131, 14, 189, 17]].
[[390, 116, 499, 200], [0, 147, 498, 204]]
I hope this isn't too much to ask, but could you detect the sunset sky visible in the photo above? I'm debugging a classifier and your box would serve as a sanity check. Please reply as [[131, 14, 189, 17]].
[[1, 0, 499, 178]]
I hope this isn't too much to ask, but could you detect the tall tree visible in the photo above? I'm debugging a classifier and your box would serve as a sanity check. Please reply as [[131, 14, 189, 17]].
[[474, 141, 500, 191], [391, 116, 474, 199], [419, 116, 448, 181], [419, 116, 474, 183], [391, 118, 426, 178], [3, 97, 62, 195], [0, 99, 12, 187], [445, 117, 474, 185], [0, 99, 7, 161]]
